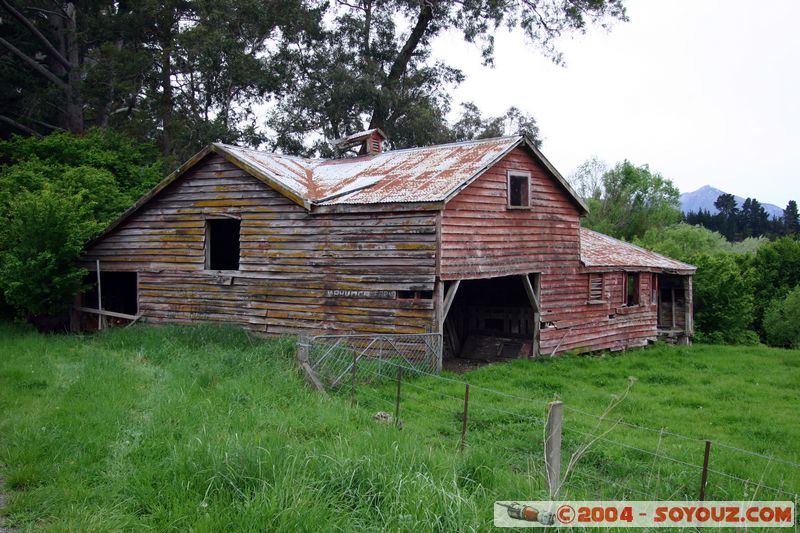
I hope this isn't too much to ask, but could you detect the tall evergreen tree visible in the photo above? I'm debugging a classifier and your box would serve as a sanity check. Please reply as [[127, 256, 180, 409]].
[[784, 200, 799, 236]]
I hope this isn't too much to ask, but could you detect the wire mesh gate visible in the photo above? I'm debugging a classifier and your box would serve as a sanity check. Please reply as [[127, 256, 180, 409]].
[[304, 333, 442, 389]]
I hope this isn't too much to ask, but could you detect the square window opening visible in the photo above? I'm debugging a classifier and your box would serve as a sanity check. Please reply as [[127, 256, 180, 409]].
[[206, 219, 241, 271], [508, 172, 530, 208]]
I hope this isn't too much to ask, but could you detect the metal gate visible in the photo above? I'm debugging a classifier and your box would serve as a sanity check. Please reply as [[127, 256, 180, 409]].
[[303, 333, 442, 389]]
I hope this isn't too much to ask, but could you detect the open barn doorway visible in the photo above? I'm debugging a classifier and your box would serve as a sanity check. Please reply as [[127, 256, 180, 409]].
[[441, 273, 540, 369], [657, 274, 691, 343]]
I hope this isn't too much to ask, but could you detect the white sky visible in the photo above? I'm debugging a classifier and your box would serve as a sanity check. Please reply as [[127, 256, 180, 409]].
[[431, 0, 800, 207]]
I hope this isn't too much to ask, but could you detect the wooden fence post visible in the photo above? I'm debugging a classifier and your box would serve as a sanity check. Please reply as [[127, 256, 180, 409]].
[[545, 400, 564, 498], [699, 440, 712, 501], [459, 383, 470, 452], [394, 366, 402, 427]]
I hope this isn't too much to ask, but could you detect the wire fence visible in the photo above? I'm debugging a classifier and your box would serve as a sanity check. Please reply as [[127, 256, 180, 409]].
[[304, 333, 442, 388], [298, 335, 800, 515]]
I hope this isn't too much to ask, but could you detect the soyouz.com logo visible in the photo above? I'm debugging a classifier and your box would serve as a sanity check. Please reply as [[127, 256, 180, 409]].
[[494, 501, 795, 528]]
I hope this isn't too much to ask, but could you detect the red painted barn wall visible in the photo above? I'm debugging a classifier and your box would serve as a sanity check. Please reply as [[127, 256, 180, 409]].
[[81, 154, 437, 335], [439, 146, 660, 354]]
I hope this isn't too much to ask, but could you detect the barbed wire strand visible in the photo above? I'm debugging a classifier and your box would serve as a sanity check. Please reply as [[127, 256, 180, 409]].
[[564, 405, 800, 469], [318, 348, 800, 473]]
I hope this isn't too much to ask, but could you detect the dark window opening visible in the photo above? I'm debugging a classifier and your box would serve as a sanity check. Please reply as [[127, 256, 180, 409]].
[[206, 219, 240, 270], [508, 173, 530, 207], [83, 271, 138, 315], [626, 272, 640, 306], [589, 273, 603, 301], [397, 290, 433, 300]]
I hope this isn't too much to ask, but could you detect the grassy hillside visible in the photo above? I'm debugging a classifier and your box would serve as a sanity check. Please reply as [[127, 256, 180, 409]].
[[0, 323, 798, 531]]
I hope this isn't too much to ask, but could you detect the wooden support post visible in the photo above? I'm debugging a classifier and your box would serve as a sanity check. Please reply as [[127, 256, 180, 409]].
[[545, 400, 564, 498], [699, 440, 712, 501], [351, 350, 357, 408], [522, 273, 542, 358], [671, 287, 676, 329], [95, 260, 104, 330], [441, 280, 461, 325], [394, 366, 402, 428], [685, 276, 694, 337], [460, 383, 470, 452]]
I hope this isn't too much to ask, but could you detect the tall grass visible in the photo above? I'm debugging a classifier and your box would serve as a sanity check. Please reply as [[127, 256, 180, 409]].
[[0, 323, 798, 531]]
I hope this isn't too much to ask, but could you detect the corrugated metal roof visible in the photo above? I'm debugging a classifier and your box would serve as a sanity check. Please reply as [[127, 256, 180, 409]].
[[580, 228, 696, 273], [216, 136, 522, 205]]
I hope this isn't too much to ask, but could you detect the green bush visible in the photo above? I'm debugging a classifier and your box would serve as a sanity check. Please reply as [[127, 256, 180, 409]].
[[0, 189, 101, 315], [0, 130, 163, 317], [750, 237, 800, 335], [689, 253, 757, 344], [763, 286, 800, 348]]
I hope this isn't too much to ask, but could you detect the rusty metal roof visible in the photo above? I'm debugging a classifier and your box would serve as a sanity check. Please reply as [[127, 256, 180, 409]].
[[216, 136, 521, 205], [580, 228, 696, 273], [88, 136, 589, 245], [214, 136, 588, 212]]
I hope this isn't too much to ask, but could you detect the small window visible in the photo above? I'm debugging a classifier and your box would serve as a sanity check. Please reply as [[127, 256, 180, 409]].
[[206, 219, 240, 270], [625, 272, 640, 306], [507, 171, 531, 208], [397, 290, 433, 300], [589, 273, 603, 301]]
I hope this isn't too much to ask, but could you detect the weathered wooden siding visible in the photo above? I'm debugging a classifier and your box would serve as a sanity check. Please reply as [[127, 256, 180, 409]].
[[543, 272, 658, 354], [81, 154, 437, 335], [440, 147, 660, 354], [440, 147, 582, 279]]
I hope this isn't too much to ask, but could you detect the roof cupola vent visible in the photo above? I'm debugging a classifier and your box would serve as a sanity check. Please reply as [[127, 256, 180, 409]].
[[332, 128, 388, 156]]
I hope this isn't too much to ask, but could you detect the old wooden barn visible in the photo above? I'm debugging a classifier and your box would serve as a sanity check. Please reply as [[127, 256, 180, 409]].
[[79, 130, 695, 360]]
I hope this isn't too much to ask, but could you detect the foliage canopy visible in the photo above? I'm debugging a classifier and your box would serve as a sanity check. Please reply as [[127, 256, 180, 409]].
[[0, 130, 163, 318]]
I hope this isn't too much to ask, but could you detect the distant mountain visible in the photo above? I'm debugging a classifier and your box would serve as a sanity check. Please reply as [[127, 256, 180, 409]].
[[680, 185, 784, 219]]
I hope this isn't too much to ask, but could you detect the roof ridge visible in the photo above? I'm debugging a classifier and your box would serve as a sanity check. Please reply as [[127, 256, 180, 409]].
[[216, 135, 522, 162]]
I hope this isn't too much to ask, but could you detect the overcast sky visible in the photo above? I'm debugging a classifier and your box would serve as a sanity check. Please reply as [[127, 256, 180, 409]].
[[432, 0, 800, 208]]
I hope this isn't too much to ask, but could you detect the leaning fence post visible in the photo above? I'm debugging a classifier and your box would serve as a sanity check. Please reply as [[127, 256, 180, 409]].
[[545, 400, 564, 498], [351, 350, 357, 408], [459, 383, 470, 452], [699, 440, 712, 501], [394, 366, 402, 427]]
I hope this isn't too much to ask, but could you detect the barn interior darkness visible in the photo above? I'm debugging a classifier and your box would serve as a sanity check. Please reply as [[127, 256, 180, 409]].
[[443, 275, 534, 361], [657, 274, 686, 332], [83, 271, 138, 315]]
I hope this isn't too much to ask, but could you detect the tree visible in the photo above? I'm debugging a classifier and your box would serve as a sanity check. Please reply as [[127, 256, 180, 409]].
[[569, 157, 607, 200], [633, 223, 729, 262], [450, 103, 541, 145], [0, 0, 84, 133], [0, 130, 163, 318], [713, 193, 738, 240], [750, 237, 800, 335], [784, 200, 799, 236], [269, 0, 627, 154], [689, 253, 757, 345], [0, 0, 323, 160], [763, 285, 800, 348], [582, 160, 681, 241]]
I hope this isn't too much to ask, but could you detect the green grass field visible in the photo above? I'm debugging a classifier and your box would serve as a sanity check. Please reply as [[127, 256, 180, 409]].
[[0, 322, 798, 531]]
